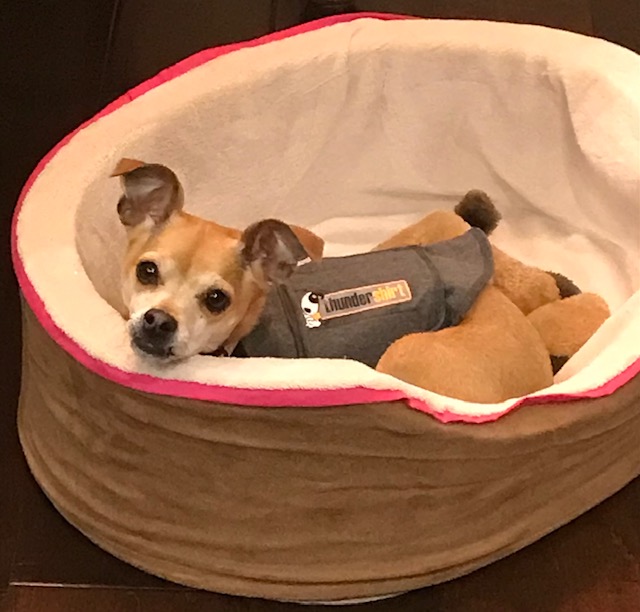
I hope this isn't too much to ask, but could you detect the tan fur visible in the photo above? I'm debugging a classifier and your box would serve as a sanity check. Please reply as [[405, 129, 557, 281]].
[[377, 286, 554, 403], [527, 293, 611, 356]]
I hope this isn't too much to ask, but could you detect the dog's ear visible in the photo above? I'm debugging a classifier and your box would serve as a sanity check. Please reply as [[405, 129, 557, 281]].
[[289, 225, 324, 261], [241, 219, 313, 284], [112, 159, 184, 227]]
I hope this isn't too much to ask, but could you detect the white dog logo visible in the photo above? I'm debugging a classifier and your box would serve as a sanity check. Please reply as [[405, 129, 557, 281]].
[[301, 292, 322, 328]]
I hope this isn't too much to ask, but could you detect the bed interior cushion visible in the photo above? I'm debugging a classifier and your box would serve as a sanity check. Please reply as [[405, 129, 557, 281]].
[[13, 16, 640, 421]]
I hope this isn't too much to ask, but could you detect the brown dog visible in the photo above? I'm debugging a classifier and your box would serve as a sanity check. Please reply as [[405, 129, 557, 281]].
[[115, 159, 553, 402]]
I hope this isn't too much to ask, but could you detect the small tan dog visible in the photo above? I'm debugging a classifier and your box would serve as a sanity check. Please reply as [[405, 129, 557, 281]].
[[115, 158, 588, 403], [114, 159, 324, 360]]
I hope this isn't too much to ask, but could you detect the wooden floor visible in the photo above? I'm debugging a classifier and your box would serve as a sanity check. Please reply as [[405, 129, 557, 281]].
[[1, 2, 638, 611]]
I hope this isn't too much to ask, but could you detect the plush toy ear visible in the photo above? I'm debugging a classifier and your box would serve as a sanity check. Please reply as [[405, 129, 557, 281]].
[[112, 158, 184, 227], [241, 219, 314, 284]]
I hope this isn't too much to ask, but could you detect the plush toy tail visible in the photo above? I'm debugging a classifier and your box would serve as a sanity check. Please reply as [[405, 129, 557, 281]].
[[455, 190, 502, 235]]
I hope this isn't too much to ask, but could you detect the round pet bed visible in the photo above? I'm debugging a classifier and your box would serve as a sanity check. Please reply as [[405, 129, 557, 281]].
[[11, 14, 640, 603]]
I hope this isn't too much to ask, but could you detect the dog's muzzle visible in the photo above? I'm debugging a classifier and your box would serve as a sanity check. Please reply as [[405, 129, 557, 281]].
[[132, 308, 178, 358]]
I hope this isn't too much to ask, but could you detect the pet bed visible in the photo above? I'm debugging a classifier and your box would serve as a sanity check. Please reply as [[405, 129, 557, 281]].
[[11, 14, 640, 603]]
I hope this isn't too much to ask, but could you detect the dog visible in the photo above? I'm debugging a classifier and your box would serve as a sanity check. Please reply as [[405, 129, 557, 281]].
[[114, 158, 324, 360], [114, 159, 494, 366]]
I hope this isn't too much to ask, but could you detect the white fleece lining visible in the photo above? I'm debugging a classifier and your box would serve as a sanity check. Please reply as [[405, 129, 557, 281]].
[[14, 18, 640, 419]]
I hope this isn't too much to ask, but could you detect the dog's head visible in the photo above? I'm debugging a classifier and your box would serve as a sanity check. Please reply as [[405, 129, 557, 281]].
[[114, 159, 323, 361]]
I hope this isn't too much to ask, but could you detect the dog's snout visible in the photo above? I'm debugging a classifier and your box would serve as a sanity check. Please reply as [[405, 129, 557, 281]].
[[132, 309, 177, 359], [143, 309, 177, 335]]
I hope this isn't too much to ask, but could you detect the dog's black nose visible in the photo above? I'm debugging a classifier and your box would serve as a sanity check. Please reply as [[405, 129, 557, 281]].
[[143, 309, 177, 336]]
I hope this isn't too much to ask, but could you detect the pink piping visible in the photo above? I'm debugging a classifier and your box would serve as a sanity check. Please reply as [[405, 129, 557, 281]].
[[10, 13, 640, 423]]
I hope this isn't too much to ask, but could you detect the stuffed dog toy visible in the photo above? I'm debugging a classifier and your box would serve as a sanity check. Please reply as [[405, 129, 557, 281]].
[[114, 159, 609, 403], [375, 196, 610, 401]]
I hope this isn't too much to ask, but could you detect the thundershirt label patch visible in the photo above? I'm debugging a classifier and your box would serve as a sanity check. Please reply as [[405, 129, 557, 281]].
[[300, 280, 412, 328]]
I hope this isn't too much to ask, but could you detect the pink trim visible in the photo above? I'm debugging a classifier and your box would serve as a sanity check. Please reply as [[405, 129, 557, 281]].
[[11, 13, 640, 423]]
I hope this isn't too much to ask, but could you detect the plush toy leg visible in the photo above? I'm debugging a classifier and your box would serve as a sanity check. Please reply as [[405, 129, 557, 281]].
[[376, 286, 554, 403], [491, 247, 561, 315], [527, 293, 611, 373]]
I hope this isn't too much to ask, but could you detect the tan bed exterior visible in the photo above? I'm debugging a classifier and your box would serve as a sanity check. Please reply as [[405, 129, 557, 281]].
[[18, 304, 640, 602]]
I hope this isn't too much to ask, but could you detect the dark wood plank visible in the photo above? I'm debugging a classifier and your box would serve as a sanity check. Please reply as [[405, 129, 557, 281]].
[[360, 0, 593, 34], [0, 2, 115, 608], [278, 0, 594, 35], [590, 0, 640, 52], [5, 586, 298, 612], [274, 0, 307, 30], [100, 0, 274, 104], [286, 0, 640, 52], [0, 1, 115, 189], [9, 471, 170, 590]]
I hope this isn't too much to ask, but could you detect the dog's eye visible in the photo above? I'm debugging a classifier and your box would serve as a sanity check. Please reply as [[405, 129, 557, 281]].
[[136, 261, 159, 285], [203, 289, 230, 314]]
